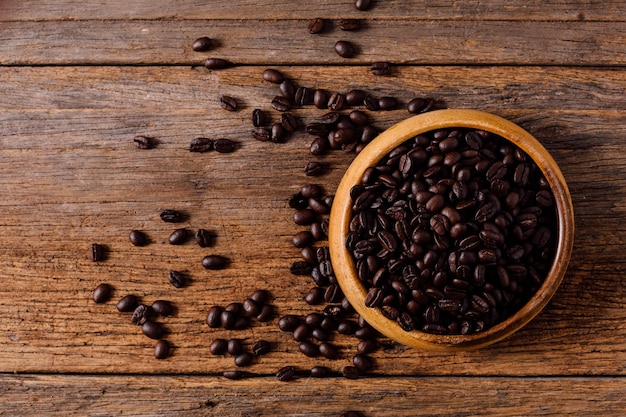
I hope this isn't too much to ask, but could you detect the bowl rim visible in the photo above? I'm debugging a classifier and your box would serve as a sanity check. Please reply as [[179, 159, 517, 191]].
[[328, 109, 574, 351]]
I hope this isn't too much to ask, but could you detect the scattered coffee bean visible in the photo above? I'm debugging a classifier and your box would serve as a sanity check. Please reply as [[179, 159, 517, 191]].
[[371, 61, 392, 76], [90, 243, 105, 262], [206, 305, 223, 328], [169, 228, 189, 245], [204, 58, 233, 70], [142, 321, 165, 340], [160, 209, 184, 223], [131, 304, 151, 325], [227, 338, 244, 355], [154, 340, 170, 359], [271, 95, 292, 112], [271, 123, 287, 143], [304, 161, 326, 176], [219, 95, 238, 112], [195, 229, 215, 247], [242, 298, 260, 317], [318, 342, 338, 359], [189, 137, 214, 153], [276, 365, 296, 382], [116, 294, 138, 312], [223, 370, 247, 380], [133, 135, 155, 149], [407, 97, 434, 114], [328, 93, 346, 111], [92, 283, 112, 304], [334, 40, 356, 58], [252, 127, 271, 142], [249, 289, 270, 306], [346, 89, 366, 106], [256, 304, 274, 322], [299, 341, 319, 357], [353, 353, 374, 372], [151, 300, 173, 317], [252, 340, 271, 356], [251, 109, 266, 127], [281, 113, 300, 133], [354, 0, 372, 11], [210, 338, 228, 355], [310, 365, 331, 378], [313, 89, 328, 109], [279, 79, 296, 99], [128, 230, 148, 246], [221, 310, 237, 330], [214, 138, 237, 153], [278, 315, 300, 332], [342, 365, 360, 379], [167, 270, 186, 288], [339, 18, 362, 31], [378, 96, 398, 110], [202, 255, 229, 270], [192, 36, 212, 52], [235, 352, 253, 367], [262, 68, 284, 84], [307, 17, 325, 34]]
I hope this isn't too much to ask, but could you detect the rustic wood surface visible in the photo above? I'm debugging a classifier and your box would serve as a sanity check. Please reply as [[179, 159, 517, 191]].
[[2, 0, 626, 415]]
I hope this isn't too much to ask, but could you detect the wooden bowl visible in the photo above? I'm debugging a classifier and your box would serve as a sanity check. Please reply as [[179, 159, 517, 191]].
[[328, 109, 574, 351]]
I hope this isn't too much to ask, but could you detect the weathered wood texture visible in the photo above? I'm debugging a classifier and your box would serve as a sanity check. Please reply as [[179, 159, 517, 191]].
[[2, 19, 626, 65], [1, 374, 625, 416], [1, 65, 625, 376]]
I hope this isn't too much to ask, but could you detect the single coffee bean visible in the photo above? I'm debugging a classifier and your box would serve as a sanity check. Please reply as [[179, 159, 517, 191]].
[[327, 93, 346, 111], [223, 370, 247, 380], [262, 68, 284, 84], [271, 123, 287, 143], [214, 138, 237, 153], [90, 243, 105, 262], [234, 316, 250, 330], [278, 315, 300, 332], [313, 89, 328, 109], [160, 209, 184, 223], [219, 95, 238, 112], [220, 310, 237, 330], [256, 304, 274, 322], [334, 40, 356, 58], [304, 161, 325, 176], [251, 109, 266, 127], [225, 302, 243, 315], [318, 342, 338, 359], [353, 354, 374, 372], [151, 300, 173, 317], [271, 95, 292, 112], [206, 305, 223, 328], [192, 36, 211, 52], [227, 338, 244, 355], [242, 298, 260, 317], [252, 127, 271, 142], [132, 304, 151, 325], [116, 294, 139, 312], [371, 62, 392, 76], [354, 0, 371, 10], [202, 255, 229, 270], [249, 289, 269, 306], [307, 17, 325, 34], [204, 58, 232, 70], [129, 230, 148, 246], [154, 340, 170, 359], [363, 95, 380, 111], [293, 323, 310, 342], [407, 97, 434, 114], [378, 96, 398, 110], [290, 261, 312, 275], [234, 352, 253, 367], [310, 365, 331, 378], [133, 135, 154, 149], [339, 18, 362, 31], [299, 341, 319, 357], [279, 79, 296, 99], [169, 228, 189, 245], [357, 339, 378, 354], [346, 89, 366, 106], [281, 113, 300, 133], [293, 209, 317, 226], [167, 270, 186, 288], [342, 365, 360, 379], [210, 338, 228, 355], [276, 366, 296, 382], [252, 340, 271, 356], [305, 286, 324, 305], [195, 229, 215, 247], [189, 137, 214, 153], [92, 283, 112, 304]]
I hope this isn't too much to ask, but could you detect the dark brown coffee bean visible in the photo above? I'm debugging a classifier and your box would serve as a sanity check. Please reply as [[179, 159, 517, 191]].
[[256, 304, 274, 322], [271, 123, 287, 143], [299, 341, 319, 357], [202, 255, 229, 270], [210, 338, 228, 355], [407, 97, 434, 114], [313, 89, 328, 109], [167, 270, 186, 288], [354, 0, 372, 10], [116, 294, 138, 312], [293, 323, 310, 342], [214, 138, 237, 153], [128, 230, 148, 246], [252, 127, 271, 142], [133, 135, 155, 149], [290, 261, 312, 275], [342, 365, 360, 379], [168, 228, 189, 245], [151, 300, 173, 317], [189, 137, 214, 153], [220, 310, 237, 330], [206, 305, 223, 328], [292, 231, 314, 248], [304, 161, 325, 176], [281, 113, 300, 133], [371, 62, 392, 76], [193, 229, 214, 248], [251, 109, 266, 127], [353, 354, 374, 372], [271, 95, 292, 112], [305, 286, 324, 305], [160, 209, 184, 223], [364, 95, 380, 111], [345, 89, 365, 106], [307, 17, 325, 34], [357, 339, 378, 354], [234, 352, 253, 367], [310, 366, 331, 378], [328, 93, 346, 111], [310, 136, 329, 156], [278, 315, 300, 332], [252, 340, 271, 356], [339, 18, 362, 31], [262, 68, 284, 84], [279, 79, 296, 99], [364, 287, 384, 308], [204, 58, 232, 70], [226, 338, 243, 355], [318, 342, 338, 359], [154, 340, 170, 359], [223, 370, 247, 380], [334, 40, 356, 58], [219, 95, 237, 112], [142, 321, 164, 340], [92, 283, 112, 304], [276, 366, 296, 382], [90, 243, 105, 262], [192, 37, 212, 52], [295, 86, 314, 106]]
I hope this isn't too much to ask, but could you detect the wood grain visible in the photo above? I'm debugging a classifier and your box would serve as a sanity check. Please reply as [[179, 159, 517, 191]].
[[1, 374, 625, 416], [1, 65, 626, 377], [2, 19, 626, 65]]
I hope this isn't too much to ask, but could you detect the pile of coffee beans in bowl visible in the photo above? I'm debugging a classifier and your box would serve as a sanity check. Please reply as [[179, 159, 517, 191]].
[[346, 128, 557, 335]]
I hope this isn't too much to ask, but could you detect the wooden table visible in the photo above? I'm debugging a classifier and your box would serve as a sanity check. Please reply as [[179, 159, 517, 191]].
[[2, 1, 626, 415]]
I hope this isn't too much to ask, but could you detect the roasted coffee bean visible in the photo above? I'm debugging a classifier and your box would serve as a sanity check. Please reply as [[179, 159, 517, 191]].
[[334, 40, 356, 58], [154, 340, 170, 359], [251, 109, 266, 127], [202, 255, 229, 270], [279, 79, 296, 99], [271, 123, 287, 143], [276, 366, 296, 382], [90, 243, 105, 262], [310, 365, 331, 378], [220, 310, 237, 330], [252, 340, 271, 356], [313, 89, 328, 109], [305, 286, 324, 305], [133, 135, 155, 149], [371, 62, 392, 76], [195, 229, 215, 248], [92, 283, 112, 304], [295, 86, 314, 106], [167, 270, 186, 288], [256, 304, 274, 322], [299, 341, 319, 357], [206, 305, 223, 328], [227, 338, 243, 355], [248, 289, 269, 306], [192, 37, 212, 52], [129, 230, 148, 246], [278, 314, 300, 332], [407, 97, 434, 114], [219, 95, 238, 112], [116, 294, 138, 312], [142, 321, 164, 340], [339, 18, 362, 31], [304, 161, 325, 176], [223, 370, 247, 380], [151, 300, 173, 317], [189, 137, 214, 152], [310, 136, 329, 156], [378, 96, 397, 110], [342, 365, 360, 379], [271, 95, 292, 112], [318, 342, 339, 359], [328, 93, 346, 111], [307, 17, 325, 34], [364, 95, 380, 111], [242, 298, 260, 317], [235, 352, 253, 367], [293, 231, 314, 248], [168, 228, 189, 245], [209, 338, 228, 355], [290, 261, 313, 275], [204, 58, 232, 70], [364, 287, 384, 307], [354, 0, 372, 10], [281, 113, 300, 133], [357, 339, 378, 354], [160, 209, 184, 223], [252, 127, 271, 142], [214, 138, 237, 153], [346, 89, 366, 106], [353, 354, 374, 372], [262, 68, 284, 84], [293, 323, 310, 342]]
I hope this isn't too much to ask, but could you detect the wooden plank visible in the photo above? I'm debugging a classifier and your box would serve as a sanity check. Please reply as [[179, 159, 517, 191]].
[[1, 65, 626, 376], [2, 0, 626, 21], [2, 19, 626, 66], [1, 374, 626, 416]]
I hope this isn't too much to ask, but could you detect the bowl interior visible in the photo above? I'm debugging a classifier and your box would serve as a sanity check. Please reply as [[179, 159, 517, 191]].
[[328, 109, 574, 351]]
